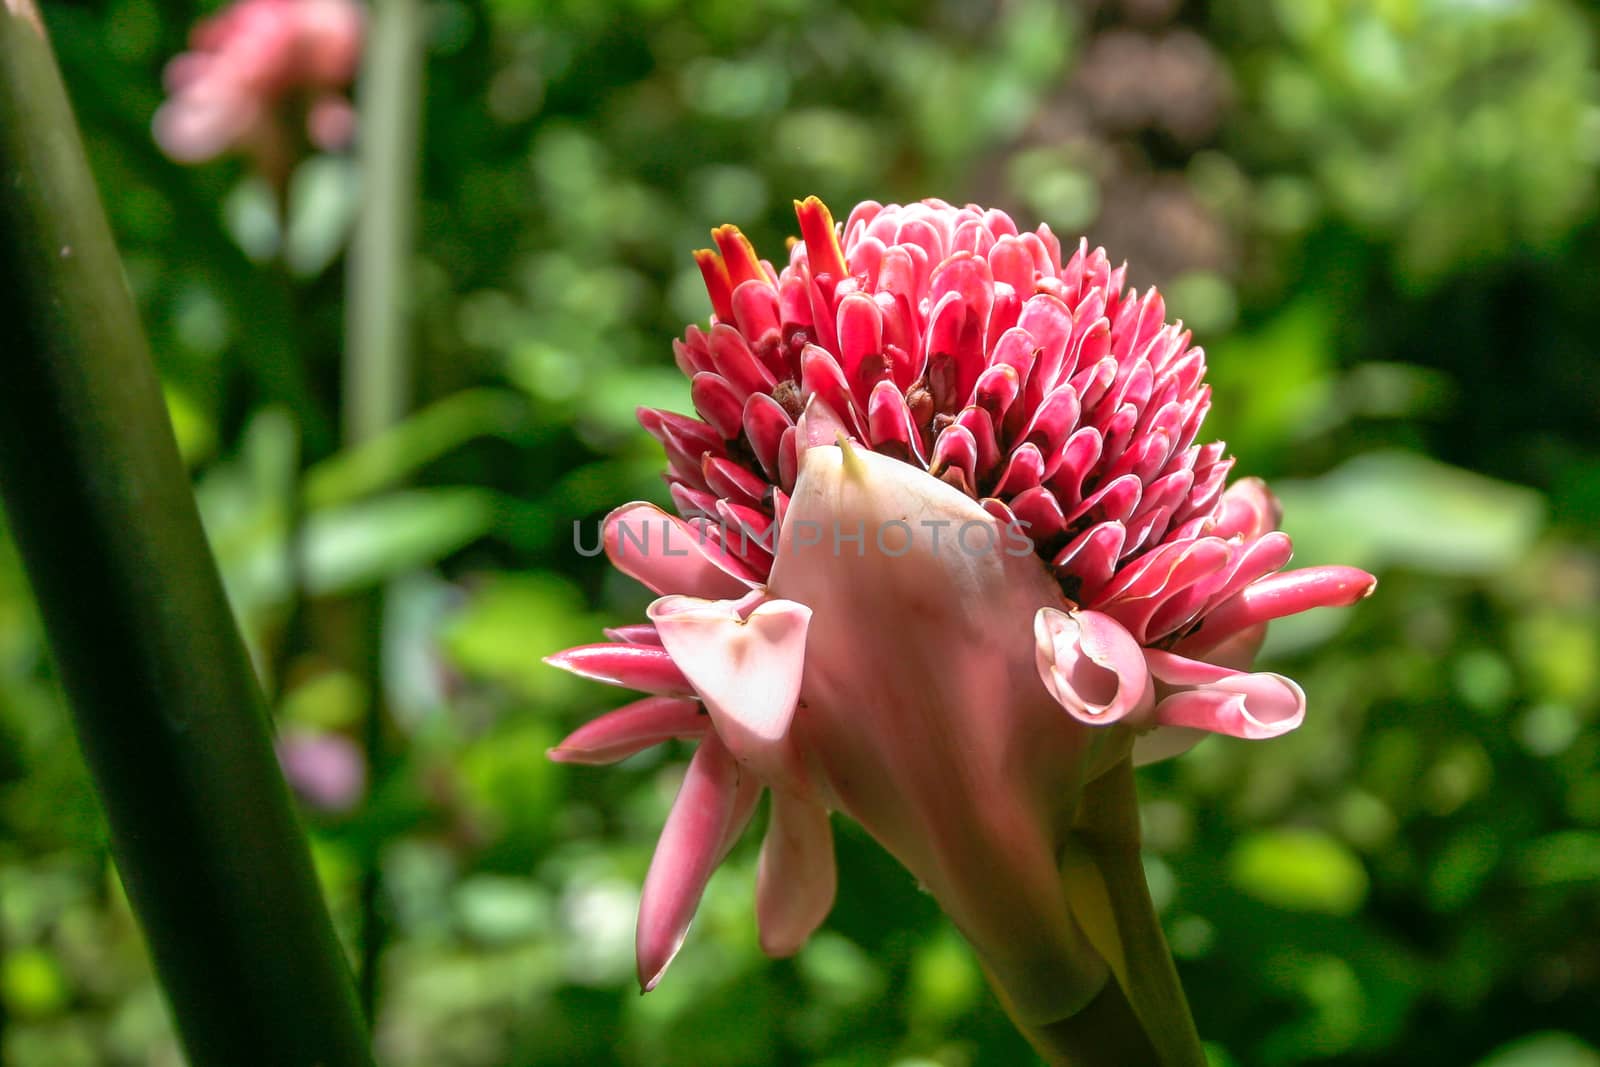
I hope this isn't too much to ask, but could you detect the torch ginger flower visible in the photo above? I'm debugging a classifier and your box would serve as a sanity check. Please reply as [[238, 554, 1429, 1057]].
[[153, 0, 363, 181], [547, 197, 1374, 1059]]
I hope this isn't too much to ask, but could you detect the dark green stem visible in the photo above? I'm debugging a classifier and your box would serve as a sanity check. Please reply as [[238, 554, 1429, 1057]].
[[269, 260, 313, 701], [345, 0, 425, 447], [0, 12, 372, 1067], [355, 591, 390, 1024], [344, 0, 427, 1023], [1059, 758, 1206, 1067]]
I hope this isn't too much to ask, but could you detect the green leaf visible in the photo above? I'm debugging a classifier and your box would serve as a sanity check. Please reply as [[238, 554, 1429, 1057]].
[[1515, 831, 1600, 887], [285, 154, 359, 278], [302, 488, 497, 595], [304, 388, 528, 509], [1475, 1033, 1600, 1067], [441, 573, 599, 703], [1275, 450, 1544, 577], [0, 946, 70, 1019], [1227, 829, 1369, 916]]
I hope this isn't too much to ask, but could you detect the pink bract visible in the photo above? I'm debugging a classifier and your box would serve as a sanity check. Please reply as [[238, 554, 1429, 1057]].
[[546, 197, 1376, 1014]]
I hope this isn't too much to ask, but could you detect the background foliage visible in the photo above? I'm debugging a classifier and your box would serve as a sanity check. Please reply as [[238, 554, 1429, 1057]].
[[3, 0, 1599, 1064]]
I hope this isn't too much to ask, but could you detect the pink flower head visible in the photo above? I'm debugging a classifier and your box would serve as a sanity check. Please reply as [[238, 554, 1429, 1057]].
[[547, 198, 1375, 1024], [154, 0, 363, 174], [276, 728, 366, 813]]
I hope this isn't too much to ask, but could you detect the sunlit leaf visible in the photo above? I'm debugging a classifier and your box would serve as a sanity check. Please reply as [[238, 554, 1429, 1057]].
[[1227, 829, 1370, 916]]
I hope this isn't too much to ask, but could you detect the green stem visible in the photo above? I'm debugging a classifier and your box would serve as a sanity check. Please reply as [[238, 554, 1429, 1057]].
[[344, 0, 427, 1023], [1048, 758, 1206, 1067], [0, 11, 372, 1067], [345, 0, 425, 448], [269, 260, 313, 700]]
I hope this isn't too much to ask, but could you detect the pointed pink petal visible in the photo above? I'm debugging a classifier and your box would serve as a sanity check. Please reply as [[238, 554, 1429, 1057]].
[[756, 791, 837, 957], [702, 456, 770, 507], [638, 406, 723, 455], [986, 281, 1022, 350], [1191, 532, 1295, 617], [799, 344, 864, 438], [1210, 477, 1282, 540], [777, 426, 800, 493], [1125, 468, 1193, 556], [1179, 566, 1377, 657], [1046, 426, 1103, 505], [1052, 520, 1126, 604], [708, 323, 775, 398], [731, 278, 781, 345], [1203, 622, 1269, 672], [836, 291, 886, 403], [690, 373, 746, 441], [988, 235, 1036, 296], [1066, 471, 1142, 527], [714, 499, 779, 565], [993, 442, 1046, 498], [866, 379, 927, 465], [549, 696, 708, 764], [604, 503, 754, 599], [1016, 293, 1073, 391], [1033, 608, 1153, 726], [637, 736, 746, 991], [545, 643, 693, 695], [1069, 355, 1116, 415], [668, 481, 719, 520], [742, 392, 794, 483], [843, 199, 884, 245], [1102, 538, 1232, 645], [954, 406, 1001, 483], [795, 393, 854, 456], [647, 595, 811, 785], [1020, 385, 1083, 458], [989, 325, 1039, 382], [1010, 485, 1067, 543], [929, 423, 979, 495], [603, 623, 661, 645], [974, 363, 1022, 426], [673, 333, 714, 378], [847, 233, 886, 287], [718, 766, 765, 863]]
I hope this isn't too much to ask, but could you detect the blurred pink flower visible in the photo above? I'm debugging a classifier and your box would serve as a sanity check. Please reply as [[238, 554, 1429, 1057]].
[[153, 0, 363, 175], [276, 728, 366, 813], [546, 197, 1375, 1027]]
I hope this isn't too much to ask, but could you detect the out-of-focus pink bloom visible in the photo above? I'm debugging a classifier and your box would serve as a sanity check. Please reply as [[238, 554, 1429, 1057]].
[[276, 728, 366, 813], [153, 0, 363, 174], [546, 198, 1376, 1025]]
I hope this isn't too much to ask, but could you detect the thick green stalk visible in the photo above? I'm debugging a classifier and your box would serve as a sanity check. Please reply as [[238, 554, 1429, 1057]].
[[0, 10, 373, 1067], [1071, 758, 1204, 1064], [1026, 758, 1206, 1066], [345, 0, 425, 447], [344, 0, 427, 1022], [988, 754, 1204, 1065]]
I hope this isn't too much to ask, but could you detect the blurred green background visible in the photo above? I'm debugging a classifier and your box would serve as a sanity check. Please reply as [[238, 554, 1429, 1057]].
[[4, 0, 1600, 1063]]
